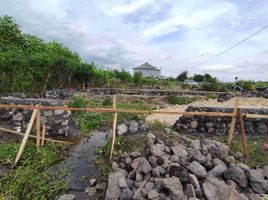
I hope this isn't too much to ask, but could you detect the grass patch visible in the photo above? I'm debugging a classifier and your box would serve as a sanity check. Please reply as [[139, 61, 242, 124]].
[[229, 136, 268, 167], [69, 96, 156, 136], [206, 93, 217, 99], [0, 141, 68, 200], [167, 96, 200, 105]]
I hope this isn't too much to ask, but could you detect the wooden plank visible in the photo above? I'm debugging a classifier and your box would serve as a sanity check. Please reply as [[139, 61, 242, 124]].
[[41, 124, 46, 147], [0, 126, 73, 144], [227, 97, 240, 145], [36, 108, 41, 147], [110, 95, 118, 161], [14, 109, 38, 166], [238, 108, 249, 160]]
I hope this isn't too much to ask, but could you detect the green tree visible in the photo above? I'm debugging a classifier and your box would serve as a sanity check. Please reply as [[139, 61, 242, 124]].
[[176, 71, 188, 81]]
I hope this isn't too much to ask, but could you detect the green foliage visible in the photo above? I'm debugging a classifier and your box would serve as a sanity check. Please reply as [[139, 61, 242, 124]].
[[201, 82, 231, 92], [167, 96, 200, 105], [176, 71, 188, 81], [206, 93, 217, 99], [0, 141, 68, 199], [69, 96, 156, 136], [237, 80, 253, 91]]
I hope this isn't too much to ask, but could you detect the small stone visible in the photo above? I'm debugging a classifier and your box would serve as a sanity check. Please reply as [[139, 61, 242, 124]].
[[137, 157, 152, 174], [162, 177, 184, 200], [246, 169, 268, 194], [89, 178, 97, 187], [54, 110, 64, 116], [148, 189, 160, 200], [223, 166, 248, 188], [112, 161, 119, 171], [44, 111, 53, 117], [209, 164, 227, 177], [130, 151, 141, 158], [185, 184, 196, 198], [203, 175, 228, 200], [187, 161, 207, 178], [136, 172, 143, 182], [191, 120, 198, 129], [117, 123, 128, 135], [171, 145, 188, 158], [63, 111, 71, 118], [188, 174, 200, 188], [57, 194, 76, 200], [129, 121, 139, 134], [12, 112, 23, 121], [61, 119, 69, 126], [150, 144, 165, 157]]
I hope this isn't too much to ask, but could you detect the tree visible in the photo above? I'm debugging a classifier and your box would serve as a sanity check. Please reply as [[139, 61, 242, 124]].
[[133, 72, 143, 84], [176, 71, 188, 81], [193, 74, 204, 82]]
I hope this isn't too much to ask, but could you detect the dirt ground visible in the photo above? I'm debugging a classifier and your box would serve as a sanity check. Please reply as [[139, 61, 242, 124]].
[[146, 97, 268, 126]]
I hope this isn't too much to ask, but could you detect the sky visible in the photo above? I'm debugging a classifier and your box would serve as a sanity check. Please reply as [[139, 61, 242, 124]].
[[0, 0, 268, 81]]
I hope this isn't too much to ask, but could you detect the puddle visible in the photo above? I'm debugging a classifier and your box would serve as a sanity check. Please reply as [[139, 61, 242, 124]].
[[58, 130, 107, 199]]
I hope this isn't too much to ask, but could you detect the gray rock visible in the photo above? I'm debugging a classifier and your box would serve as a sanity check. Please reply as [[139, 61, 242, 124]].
[[131, 157, 141, 170], [246, 169, 268, 194], [120, 188, 133, 200], [119, 177, 128, 188], [148, 189, 160, 200], [209, 164, 227, 177], [117, 123, 128, 135], [187, 161, 207, 178], [188, 148, 207, 164], [129, 121, 139, 134], [57, 194, 76, 200], [162, 177, 184, 200], [130, 151, 141, 158], [54, 110, 64, 115], [112, 161, 119, 171], [209, 144, 229, 162], [191, 120, 198, 129], [61, 119, 69, 126], [44, 111, 53, 117], [147, 133, 156, 145], [189, 174, 200, 188], [227, 186, 241, 200], [212, 158, 225, 167], [150, 144, 165, 157], [137, 157, 152, 174], [133, 181, 146, 200], [136, 172, 143, 182], [149, 156, 158, 168], [171, 145, 188, 159], [203, 175, 229, 200], [168, 163, 189, 183], [89, 178, 97, 187], [223, 166, 248, 188], [63, 111, 71, 118], [105, 169, 128, 200], [185, 184, 196, 198], [12, 112, 23, 121]]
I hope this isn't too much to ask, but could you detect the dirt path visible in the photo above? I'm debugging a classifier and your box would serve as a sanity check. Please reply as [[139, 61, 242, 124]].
[[146, 97, 268, 126]]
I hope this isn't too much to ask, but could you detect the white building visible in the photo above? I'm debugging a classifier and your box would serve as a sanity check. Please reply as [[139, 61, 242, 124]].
[[133, 62, 161, 78]]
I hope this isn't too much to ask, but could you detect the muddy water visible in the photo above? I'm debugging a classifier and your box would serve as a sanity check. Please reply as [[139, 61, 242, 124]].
[[60, 130, 107, 199]]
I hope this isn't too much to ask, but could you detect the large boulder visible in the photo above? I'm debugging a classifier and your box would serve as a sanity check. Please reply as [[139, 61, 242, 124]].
[[223, 166, 248, 188], [105, 169, 128, 200]]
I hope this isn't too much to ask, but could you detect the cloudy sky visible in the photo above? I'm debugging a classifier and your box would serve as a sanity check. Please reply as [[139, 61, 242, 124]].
[[1, 0, 268, 81]]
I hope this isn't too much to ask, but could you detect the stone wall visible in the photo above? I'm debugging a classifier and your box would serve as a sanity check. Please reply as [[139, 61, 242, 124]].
[[174, 106, 268, 136], [0, 97, 77, 137]]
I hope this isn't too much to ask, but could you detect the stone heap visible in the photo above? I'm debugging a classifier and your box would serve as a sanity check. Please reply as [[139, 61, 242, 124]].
[[105, 133, 268, 200], [44, 89, 74, 100], [0, 97, 77, 137], [174, 106, 268, 136]]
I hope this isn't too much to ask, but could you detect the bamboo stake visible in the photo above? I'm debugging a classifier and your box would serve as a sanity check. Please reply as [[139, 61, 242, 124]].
[[14, 109, 38, 166], [110, 95, 118, 161], [0, 126, 73, 144], [227, 97, 240, 145], [238, 108, 249, 160], [36, 107, 41, 147], [41, 124, 46, 147]]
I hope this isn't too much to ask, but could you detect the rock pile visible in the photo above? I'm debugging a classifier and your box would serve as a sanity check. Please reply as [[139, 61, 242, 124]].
[[0, 97, 77, 137], [44, 89, 74, 100], [174, 106, 268, 136], [105, 133, 268, 200], [107, 120, 149, 138]]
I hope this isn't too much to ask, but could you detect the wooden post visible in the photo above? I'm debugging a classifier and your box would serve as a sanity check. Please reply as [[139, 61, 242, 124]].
[[110, 95, 118, 161], [14, 109, 38, 166], [41, 124, 46, 147], [238, 108, 249, 160], [227, 97, 240, 145], [36, 107, 41, 147]]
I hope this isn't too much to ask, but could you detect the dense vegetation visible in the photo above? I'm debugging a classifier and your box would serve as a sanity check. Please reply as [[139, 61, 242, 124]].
[[0, 141, 68, 199], [0, 16, 134, 94]]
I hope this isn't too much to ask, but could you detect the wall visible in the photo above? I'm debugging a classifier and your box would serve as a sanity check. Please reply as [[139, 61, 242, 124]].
[[174, 106, 268, 136], [133, 68, 161, 78], [0, 97, 77, 138]]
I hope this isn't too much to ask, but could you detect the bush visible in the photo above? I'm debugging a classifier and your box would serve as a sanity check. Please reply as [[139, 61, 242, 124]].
[[167, 96, 199, 105]]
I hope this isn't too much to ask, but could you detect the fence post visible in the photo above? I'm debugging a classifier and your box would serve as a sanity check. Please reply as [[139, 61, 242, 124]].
[[110, 95, 118, 161], [36, 106, 41, 147], [41, 124, 46, 147], [227, 97, 240, 145], [238, 108, 249, 160]]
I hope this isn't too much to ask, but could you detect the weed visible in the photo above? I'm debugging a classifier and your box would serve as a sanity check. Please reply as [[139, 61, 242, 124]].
[[0, 141, 68, 200], [206, 93, 217, 99], [167, 96, 200, 105]]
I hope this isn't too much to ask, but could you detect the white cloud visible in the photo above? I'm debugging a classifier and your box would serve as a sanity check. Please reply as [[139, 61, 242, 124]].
[[201, 64, 241, 73], [110, 0, 153, 15]]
